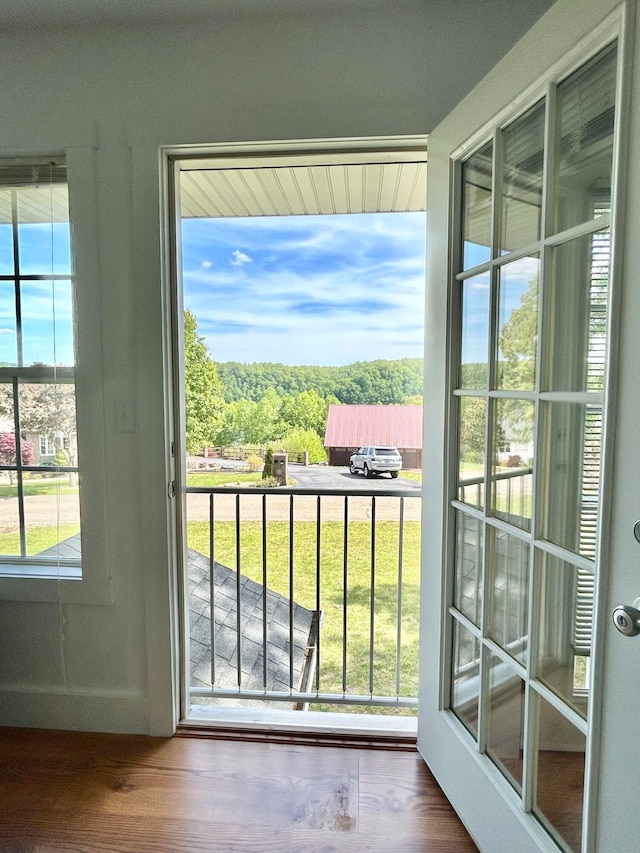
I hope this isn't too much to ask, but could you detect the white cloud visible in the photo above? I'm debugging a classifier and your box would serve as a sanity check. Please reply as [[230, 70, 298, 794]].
[[182, 212, 426, 365], [0, 328, 14, 335], [201, 260, 212, 268], [230, 250, 252, 266]]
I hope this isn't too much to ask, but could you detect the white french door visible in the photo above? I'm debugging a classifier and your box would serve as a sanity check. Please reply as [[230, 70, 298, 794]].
[[418, 2, 640, 851]]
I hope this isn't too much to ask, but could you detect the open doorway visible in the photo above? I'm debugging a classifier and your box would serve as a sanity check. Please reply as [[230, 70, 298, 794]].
[[169, 141, 427, 732]]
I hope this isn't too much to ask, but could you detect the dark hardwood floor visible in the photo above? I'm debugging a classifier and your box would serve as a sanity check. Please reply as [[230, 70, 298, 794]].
[[0, 726, 477, 852]]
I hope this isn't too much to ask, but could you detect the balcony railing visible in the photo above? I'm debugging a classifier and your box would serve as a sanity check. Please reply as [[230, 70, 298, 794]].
[[185, 485, 421, 712], [458, 466, 533, 527]]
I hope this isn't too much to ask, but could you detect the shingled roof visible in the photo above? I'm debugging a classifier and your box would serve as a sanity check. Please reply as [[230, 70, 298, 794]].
[[324, 404, 423, 449], [40, 536, 317, 708], [188, 549, 317, 705]]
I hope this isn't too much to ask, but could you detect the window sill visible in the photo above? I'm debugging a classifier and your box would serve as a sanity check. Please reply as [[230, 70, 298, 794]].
[[0, 561, 113, 605]]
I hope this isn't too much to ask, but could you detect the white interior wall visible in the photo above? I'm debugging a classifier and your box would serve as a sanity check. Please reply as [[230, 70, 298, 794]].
[[0, 2, 555, 736], [0, 6, 436, 737]]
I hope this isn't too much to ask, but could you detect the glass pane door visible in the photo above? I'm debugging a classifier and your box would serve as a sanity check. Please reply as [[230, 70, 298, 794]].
[[449, 42, 618, 852]]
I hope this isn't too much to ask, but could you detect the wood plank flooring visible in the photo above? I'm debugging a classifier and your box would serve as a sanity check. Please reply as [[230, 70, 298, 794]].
[[0, 727, 477, 852]]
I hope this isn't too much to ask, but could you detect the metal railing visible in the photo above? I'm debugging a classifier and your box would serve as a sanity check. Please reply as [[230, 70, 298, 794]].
[[186, 485, 421, 711], [459, 466, 533, 525]]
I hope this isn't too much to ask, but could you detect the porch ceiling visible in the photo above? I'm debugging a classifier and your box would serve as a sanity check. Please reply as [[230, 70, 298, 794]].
[[178, 149, 427, 218]]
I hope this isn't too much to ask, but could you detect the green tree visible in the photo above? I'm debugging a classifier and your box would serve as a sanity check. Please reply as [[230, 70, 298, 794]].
[[279, 428, 327, 464], [499, 279, 538, 391], [184, 310, 225, 453], [252, 387, 281, 444], [459, 397, 487, 465], [498, 277, 538, 447], [278, 389, 330, 438], [215, 398, 256, 446]]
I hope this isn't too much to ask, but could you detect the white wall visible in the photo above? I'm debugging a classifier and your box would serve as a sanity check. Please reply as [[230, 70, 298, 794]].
[[0, 2, 554, 736], [0, 5, 430, 737]]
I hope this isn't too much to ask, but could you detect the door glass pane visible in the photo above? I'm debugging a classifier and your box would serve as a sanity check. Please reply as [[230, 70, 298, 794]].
[[462, 141, 493, 269], [458, 396, 486, 508], [460, 272, 490, 388], [536, 551, 592, 718], [487, 528, 530, 664], [496, 255, 540, 390], [553, 42, 617, 234], [539, 402, 601, 557], [486, 652, 525, 791], [500, 100, 545, 253], [450, 618, 480, 738], [453, 510, 483, 625], [545, 229, 610, 393], [534, 693, 585, 853], [492, 399, 534, 531]]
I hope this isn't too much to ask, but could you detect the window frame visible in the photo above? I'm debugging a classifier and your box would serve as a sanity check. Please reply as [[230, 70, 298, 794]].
[[0, 146, 112, 605]]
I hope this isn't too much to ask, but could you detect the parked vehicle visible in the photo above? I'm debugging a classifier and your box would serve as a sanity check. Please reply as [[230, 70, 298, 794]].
[[349, 445, 402, 478]]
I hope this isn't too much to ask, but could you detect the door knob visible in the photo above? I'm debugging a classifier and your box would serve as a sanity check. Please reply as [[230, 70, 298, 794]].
[[612, 603, 640, 636]]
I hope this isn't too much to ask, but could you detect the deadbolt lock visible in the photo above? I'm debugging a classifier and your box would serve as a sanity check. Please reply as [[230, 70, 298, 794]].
[[612, 603, 640, 637]]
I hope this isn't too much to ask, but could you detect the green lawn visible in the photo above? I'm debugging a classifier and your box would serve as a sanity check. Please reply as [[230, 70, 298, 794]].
[[0, 477, 78, 498], [188, 519, 421, 714], [186, 472, 262, 487], [398, 471, 422, 483], [0, 524, 80, 556]]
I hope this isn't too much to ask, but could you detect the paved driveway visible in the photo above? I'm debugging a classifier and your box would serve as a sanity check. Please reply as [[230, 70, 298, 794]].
[[186, 463, 422, 522], [288, 463, 422, 493]]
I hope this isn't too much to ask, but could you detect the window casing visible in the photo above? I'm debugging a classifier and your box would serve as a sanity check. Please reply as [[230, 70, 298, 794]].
[[0, 159, 81, 572]]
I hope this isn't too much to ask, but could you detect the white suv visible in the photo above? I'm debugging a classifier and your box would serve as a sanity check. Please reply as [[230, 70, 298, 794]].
[[349, 445, 402, 478]]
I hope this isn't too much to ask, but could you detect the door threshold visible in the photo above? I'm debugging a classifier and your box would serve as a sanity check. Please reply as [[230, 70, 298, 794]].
[[179, 705, 417, 750]]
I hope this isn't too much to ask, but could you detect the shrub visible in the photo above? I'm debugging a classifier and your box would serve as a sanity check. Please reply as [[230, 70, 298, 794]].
[[262, 447, 274, 479], [506, 455, 522, 468], [246, 453, 263, 472], [0, 433, 34, 484], [279, 429, 327, 464], [252, 476, 280, 488], [52, 449, 70, 467]]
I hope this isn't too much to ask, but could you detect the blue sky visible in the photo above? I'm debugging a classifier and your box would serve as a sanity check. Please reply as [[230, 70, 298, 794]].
[[460, 250, 538, 365], [0, 214, 536, 372], [182, 212, 427, 366], [0, 222, 74, 366]]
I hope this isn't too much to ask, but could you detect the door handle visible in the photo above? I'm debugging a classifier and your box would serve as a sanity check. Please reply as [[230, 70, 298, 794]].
[[612, 601, 640, 636]]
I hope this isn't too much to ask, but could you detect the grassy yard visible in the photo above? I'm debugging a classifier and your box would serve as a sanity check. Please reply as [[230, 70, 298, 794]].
[[0, 524, 80, 556], [0, 477, 78, 498], [398, 471, 421, 483], [188, 519, 421, 714], [186, 472, 262, 487]]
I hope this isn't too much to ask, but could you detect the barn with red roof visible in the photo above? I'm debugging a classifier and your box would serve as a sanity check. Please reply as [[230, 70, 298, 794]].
[[324, 404, 423, 468]]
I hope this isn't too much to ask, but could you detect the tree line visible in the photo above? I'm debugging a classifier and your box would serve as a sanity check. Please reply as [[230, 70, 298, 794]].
[[185, 310, 423, 461], [216, 357, 423, 405]]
